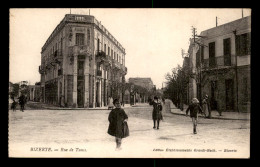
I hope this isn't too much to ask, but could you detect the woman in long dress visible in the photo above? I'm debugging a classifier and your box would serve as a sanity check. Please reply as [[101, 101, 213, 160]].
[[108, 96, 114, 110], [152, 96, 163, 130], [202, 95, 211, 118]]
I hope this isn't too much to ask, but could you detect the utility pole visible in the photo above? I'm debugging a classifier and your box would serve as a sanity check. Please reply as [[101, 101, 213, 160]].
[[216, 16, 218, 27], [192, 26, 196, 43], [70, 8, 71, 14], [233, 30, 240, 113], [242, 8, 244, 18], [191, 26, 197, 99]]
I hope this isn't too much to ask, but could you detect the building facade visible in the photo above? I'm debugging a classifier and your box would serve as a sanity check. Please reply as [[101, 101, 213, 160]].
[[187, 16, 251, 112], [128, 77, 154, 103], [128, 78, 154, 91], [28, 82, 41, 102], [39, 14, 127, 108]]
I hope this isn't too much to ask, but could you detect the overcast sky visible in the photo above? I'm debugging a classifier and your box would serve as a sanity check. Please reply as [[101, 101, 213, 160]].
[[9, 8, 251, 88]]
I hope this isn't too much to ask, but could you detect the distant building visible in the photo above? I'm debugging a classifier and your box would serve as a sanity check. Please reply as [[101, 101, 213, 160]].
[[187, 16, 251, 112], [9, 82, 13, 98], [128, 77, 154, 91], [19, 81, 29, 97], [28, 82, 41, 102], [39, 14, 127, 108]]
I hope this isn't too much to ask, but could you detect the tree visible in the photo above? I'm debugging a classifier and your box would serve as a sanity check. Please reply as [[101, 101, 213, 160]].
[[10, 83, 20, 98], [164, 65, 189, 109]]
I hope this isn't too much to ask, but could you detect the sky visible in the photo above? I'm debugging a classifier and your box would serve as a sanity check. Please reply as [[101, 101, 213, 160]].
[[9, 8, 251, 88]]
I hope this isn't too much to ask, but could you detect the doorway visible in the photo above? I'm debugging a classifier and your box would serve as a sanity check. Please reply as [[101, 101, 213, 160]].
[[225, 79, 234, 111], [96, 82, 100, 107], [210, 80, 218, 110], [77, 60, 85, 108]]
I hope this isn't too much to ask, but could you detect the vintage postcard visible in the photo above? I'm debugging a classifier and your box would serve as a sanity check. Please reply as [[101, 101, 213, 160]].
[[9, 8, 251, 158]]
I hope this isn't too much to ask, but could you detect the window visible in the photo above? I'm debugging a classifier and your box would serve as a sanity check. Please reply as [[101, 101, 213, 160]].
[[201, 46, 204, 64], [108, 47, 110, 56], [111, 49, 113, 59], [243, 77, 248, 102], [104, 44, 106, 54], [224, 38, 231, 66], [75, 16, 85, 21], [209, 42, 216, 67], [76, 33, 85, 45], [78, 61, 84, 76], [196, 49, 200, 68], [236, 33, 251, 56], [61, 38, 63, 54], [87, 29, 90, 46], [97, 38, 100, 51]]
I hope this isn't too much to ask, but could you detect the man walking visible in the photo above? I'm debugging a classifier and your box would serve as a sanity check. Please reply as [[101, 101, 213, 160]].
[[18, 94, 26, 112]]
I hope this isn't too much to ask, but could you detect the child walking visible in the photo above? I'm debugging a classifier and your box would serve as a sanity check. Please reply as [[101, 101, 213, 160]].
[[107, 99, 129, 150], [186, 98, 202, 134]]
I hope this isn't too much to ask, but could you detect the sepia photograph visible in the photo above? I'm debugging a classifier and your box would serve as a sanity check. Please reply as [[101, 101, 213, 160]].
[[9, 8, 251, 158]]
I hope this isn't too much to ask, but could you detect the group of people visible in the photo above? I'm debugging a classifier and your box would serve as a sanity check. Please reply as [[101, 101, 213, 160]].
[[107, 95, 163, 151], [10, 94, 27, 112], [107, 95, 211, 150]]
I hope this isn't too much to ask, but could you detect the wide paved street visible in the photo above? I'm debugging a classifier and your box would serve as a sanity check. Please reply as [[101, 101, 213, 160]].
[[8, 103, 250, 158]]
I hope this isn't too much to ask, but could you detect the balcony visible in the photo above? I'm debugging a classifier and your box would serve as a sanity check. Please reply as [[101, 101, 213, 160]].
[[112, 59, 121, 70], [38, 65, 45, 74], [68, 45, 91, 58], [54, 50, 63, 63], [122, 66, 127, 75], [95, 50, 107, 63], [202, 56, 235, 71], [95, 51, 112, 67]]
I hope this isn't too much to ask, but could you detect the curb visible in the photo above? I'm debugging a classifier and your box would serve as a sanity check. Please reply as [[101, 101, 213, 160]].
[[170, 111, 250, 121]]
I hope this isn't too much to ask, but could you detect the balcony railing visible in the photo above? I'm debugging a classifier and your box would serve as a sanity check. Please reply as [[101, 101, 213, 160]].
[[69, 45, 91, 57], [95, 50, 106, 62], [38, 65, 45, 74], [202, 56, 235, 70], [112, 59, 121, 70]]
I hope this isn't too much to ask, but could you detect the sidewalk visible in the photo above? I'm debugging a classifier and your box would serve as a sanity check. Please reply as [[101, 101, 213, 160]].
[[168, 102, 250, 121], [23, 101, 146, 110], [23, 101, 250, 120]]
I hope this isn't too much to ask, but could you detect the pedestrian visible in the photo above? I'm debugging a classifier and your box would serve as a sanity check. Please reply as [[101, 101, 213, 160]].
[[152, 96, 163, 130], [162, 97, 165, 104], [107, 99, 129, 151], [18, 94, 26, 112], [11, 97, 17, 112], [202, 95, 211, 118], [108, 96, 114, 110], [186, 98, 203, 134]]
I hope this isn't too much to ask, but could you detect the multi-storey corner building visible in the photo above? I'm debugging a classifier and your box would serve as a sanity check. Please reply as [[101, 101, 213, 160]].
[[39, 14, 127, 108], [188, 16, 251, 112]]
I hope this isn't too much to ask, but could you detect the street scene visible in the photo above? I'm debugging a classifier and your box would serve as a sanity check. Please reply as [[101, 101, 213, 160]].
[[9, 9, 251, 158], [9, 100, 250, 158]]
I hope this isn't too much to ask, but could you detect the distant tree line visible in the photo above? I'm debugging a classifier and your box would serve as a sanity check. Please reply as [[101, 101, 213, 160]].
[[163, 65, 189, 110]]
